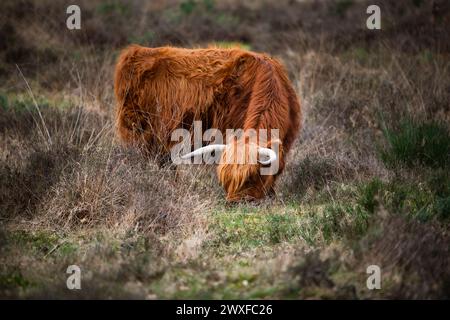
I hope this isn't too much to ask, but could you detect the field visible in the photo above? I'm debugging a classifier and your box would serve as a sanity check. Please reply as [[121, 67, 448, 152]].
[[0, 0, 449, 299]]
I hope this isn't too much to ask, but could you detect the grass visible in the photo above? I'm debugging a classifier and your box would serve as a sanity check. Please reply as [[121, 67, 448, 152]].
[[211, 41, 251, 51], [210, 207, 303, 252], [319, 204, 370, 242], [0, 271, 33, 290], [1, 0, 449, 299]]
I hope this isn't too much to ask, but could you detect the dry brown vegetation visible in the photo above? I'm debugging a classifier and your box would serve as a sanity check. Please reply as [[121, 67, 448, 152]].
[[0, 0, 449, 299]]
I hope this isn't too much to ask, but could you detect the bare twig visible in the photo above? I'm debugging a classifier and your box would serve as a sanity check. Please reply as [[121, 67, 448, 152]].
[[16, 64, 53, 147]]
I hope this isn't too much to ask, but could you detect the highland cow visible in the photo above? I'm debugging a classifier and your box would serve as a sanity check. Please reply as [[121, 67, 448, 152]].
[[114, 45, 301, 201]]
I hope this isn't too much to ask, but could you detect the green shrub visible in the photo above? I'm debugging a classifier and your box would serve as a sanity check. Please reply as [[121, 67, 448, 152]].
[[357, 174, 450, 222], [433, 197, 450, 220], [180, 0, 197, 15], [380, 119, 450, 168]]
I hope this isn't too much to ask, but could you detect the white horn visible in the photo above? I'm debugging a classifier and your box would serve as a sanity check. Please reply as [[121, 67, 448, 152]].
[[180, 144, 226, 159], [258, 146, 277, 165]]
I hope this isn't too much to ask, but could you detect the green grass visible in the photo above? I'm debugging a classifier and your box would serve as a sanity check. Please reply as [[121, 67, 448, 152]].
[[209, 208, 303, 252], [357, 178, 383, 213], [380, 119, 450, 168], [318, 204, 370, 242], [4, 230, 79, 257], [0, 271, 33, 290], [212, 41, 251, 51], [0, 92, 73, 113], [179, 0, 216, 15], [209, 200, 373, 251], [180, 0, 197, 15], [7, 230, 59, 253], [1, 178, 447, 298], [356, 173, 450, 222]]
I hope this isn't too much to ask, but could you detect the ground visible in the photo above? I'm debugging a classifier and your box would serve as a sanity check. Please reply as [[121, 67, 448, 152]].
[[0, 0, 449, 299]]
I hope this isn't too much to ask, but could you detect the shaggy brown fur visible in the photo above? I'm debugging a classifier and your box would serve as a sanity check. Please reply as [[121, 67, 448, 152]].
[[114, 45, 301, 201]]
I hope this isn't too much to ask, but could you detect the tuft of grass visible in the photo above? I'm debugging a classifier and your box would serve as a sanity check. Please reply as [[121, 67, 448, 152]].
[[318, 204, 370, 242], [0, 271, 33, 290], [380, 119, 450, 168], [357, 179, 382, 213], [4, 231, 79, 257], [210, 201, 373, 250], [356, 174, 450, 222]]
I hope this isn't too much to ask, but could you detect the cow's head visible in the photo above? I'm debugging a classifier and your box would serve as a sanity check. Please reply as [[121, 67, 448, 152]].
[[181, 139, 281, 201]]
